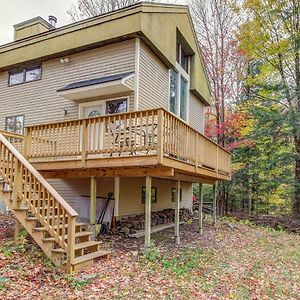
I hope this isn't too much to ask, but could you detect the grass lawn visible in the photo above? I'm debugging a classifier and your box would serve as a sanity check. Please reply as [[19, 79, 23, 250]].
[[0, 214, 300, 299]]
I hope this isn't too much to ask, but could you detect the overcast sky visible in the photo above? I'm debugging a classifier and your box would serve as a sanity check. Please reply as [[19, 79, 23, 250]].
[[0, 0, 186, 45], [0, 0, 76, 44]]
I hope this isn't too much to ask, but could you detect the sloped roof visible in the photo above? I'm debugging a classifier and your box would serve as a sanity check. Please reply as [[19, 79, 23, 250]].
[[0, 2, 211, 105]]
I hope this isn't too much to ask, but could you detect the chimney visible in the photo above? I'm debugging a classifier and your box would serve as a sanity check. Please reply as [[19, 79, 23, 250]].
[[48, 16, 57, 28], [13, 17, 55, 41]]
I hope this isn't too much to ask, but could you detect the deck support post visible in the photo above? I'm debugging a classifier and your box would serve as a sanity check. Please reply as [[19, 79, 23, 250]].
[[14, 218, 21, 244], [144, 176, 152, 251], [174, 180, 180, 245], [212, 183, 217, 226], [198, 183, 203, 234], [114, 177, 120, 218], [90, 176, 97, 239]]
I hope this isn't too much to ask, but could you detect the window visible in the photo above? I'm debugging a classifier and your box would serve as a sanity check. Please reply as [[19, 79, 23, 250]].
[[5, 115, 25, 134], [25, 67, 41, 82], [169, 70, 178, 114], [106, 99, 127, 114], [171, 188, 182, 202], [9, 71, 23, 86], [176, 42, 190, 74], [170, 39, 190, 121], [9, 66, 41, 86], [169, 70, 189, 121], [141, 187, 157, 204], [180, 77, 188, 120]]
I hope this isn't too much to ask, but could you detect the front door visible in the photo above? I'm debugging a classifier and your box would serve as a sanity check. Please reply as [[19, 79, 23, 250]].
[[80, 103, 105, 153], [79, 98, 128, 155]]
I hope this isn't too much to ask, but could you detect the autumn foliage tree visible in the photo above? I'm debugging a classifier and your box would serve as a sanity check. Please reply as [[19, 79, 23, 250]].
[[238, 0, 300, 218], [190, 0, 247, 214]]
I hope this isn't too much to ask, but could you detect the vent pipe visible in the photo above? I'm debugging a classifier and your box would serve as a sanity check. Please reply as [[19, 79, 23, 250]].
[[48, 15, 57, 28]]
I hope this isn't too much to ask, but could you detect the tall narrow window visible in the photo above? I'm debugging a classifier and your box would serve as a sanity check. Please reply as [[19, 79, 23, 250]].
[[169, 39, 190, 121], [180, 77, 188, 120], [169, 70, 178, 114]]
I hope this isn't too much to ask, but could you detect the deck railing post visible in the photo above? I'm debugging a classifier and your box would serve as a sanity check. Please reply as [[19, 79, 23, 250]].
[[23, 128, 31, 159], [195, 132, 199, 172], [81, 119, 88, 167], [157, 109, 164, 164], [67, 216, 76, 273]]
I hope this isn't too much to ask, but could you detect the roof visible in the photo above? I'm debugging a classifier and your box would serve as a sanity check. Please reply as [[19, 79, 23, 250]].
[[57, 72, 134, 92], [0, 2, 212, 105]]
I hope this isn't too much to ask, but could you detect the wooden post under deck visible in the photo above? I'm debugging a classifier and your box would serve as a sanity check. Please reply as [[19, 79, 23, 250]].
[[174, 180, 180, 245], [90, 176, 97, 238], [114, 177, 120, 217], [198, 183, 203, 235], [212, 183, 217, 226], [144, 176, 152, 251]]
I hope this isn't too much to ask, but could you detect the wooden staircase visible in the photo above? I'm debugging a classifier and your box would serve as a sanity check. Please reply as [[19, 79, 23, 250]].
[[0, 133, 110, 272]]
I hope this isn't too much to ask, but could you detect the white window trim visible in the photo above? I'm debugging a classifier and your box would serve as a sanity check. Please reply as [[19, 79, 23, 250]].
[[79, 96, 129, 119], [171, 62, 190, 123]]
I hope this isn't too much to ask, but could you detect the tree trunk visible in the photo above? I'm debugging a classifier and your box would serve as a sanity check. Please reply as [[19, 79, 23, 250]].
[[293, 137, 300, 218]]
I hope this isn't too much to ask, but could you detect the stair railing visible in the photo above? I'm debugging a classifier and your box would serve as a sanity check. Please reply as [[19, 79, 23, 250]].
[[0, 133, 77, 270]]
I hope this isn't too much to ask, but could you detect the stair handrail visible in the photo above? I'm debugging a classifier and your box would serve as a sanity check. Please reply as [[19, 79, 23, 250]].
[[0, 133, 78, 217]]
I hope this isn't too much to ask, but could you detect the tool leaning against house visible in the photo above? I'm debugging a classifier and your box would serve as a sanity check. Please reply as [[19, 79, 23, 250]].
[[96, 192, 115, 236]]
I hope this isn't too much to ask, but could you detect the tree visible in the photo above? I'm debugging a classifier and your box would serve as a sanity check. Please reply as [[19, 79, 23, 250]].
[[189, 0, 247, 214], [68, 0, 174, 21], [238, 0, 300, 218]]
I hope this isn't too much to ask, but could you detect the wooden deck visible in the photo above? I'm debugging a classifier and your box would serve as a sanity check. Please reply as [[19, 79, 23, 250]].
[[3, 108, 231, 182]]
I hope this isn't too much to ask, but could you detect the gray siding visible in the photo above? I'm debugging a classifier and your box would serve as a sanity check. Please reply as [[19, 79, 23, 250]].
[[138, 42, 169, 110], [189, 92, 205, 133], [0, 40, 136, 129]]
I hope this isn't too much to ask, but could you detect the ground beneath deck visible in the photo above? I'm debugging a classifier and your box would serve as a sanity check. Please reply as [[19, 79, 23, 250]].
[[1, 214, 300, 300]]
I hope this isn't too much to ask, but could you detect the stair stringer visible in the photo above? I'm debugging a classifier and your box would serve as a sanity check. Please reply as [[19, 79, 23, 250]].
[[0, 189, 64, 267]]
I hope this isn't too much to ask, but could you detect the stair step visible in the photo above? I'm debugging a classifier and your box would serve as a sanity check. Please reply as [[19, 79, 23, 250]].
[[26, 216, 37, 221], [52, 248, 65, 254], [73, 250, 111, 265], [53, 223, 85, 229], [74, 241, 100, 251], [42, 231, 92, 243], [26, 215, 67, 222], [34, 223, 85, 232], [33, 227, 47, 232], [14, 207, 29, 211]]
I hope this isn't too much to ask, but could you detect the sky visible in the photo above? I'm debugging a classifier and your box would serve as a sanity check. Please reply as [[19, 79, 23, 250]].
[[0, 0, 80, 45], [0, 0, 186, 45]]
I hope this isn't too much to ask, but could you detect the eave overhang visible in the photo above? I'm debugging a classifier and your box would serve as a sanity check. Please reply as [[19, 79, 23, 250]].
[[57, 72, 134, 101]]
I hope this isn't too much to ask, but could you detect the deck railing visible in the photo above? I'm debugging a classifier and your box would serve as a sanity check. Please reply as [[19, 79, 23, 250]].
[[0, 130, 24, 154], [25, 108, 231, 176]]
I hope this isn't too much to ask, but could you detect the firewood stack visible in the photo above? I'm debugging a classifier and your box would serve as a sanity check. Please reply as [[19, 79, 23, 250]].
[[114, 208, 192, 235]]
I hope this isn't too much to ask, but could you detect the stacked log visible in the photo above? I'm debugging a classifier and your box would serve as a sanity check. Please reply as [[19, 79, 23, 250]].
[[115, 208, 192, 235]]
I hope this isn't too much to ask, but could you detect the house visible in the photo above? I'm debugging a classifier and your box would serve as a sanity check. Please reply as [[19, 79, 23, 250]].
[[0, 2, 231, 272]]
